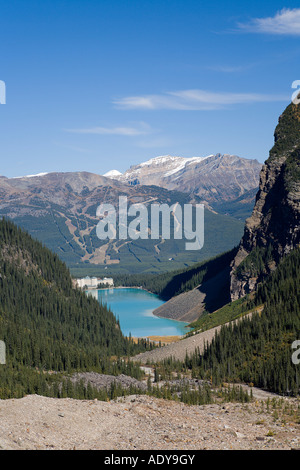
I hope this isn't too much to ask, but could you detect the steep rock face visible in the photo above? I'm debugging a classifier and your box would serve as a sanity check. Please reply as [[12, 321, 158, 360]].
[[153, 264, 231, 323], [230, 102, 300, 300]]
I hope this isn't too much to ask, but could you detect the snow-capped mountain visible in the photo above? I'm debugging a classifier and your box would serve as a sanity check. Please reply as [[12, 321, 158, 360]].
[[103, 169, 123, 178], [104, 153, 262, 203]]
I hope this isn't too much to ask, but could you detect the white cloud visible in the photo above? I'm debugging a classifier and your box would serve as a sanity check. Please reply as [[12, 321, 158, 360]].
[[64, 122, 151, 136], [237, 8, 300, 35], [113, 95, 184, 110], [114, 89, 288, 111]]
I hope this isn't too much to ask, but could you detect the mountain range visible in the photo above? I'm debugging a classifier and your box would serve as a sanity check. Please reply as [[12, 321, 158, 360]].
[[104, 153, 262, 205], [0, 153, 261, 274]]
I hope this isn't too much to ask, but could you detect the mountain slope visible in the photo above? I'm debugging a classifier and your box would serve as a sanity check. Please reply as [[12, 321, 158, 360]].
[[194, 246, 300, 396], [230, 101, 300, 300], [0, 218, 148, 398]]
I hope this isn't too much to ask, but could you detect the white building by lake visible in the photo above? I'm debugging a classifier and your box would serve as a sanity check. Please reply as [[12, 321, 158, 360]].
[[76, 276, 114, 289]]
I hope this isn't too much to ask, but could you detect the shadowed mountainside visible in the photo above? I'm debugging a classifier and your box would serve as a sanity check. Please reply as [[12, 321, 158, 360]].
[[230, 101, 300, 300]]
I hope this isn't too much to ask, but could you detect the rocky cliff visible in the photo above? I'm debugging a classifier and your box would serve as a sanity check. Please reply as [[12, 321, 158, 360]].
[[230, 101, 300, 300]]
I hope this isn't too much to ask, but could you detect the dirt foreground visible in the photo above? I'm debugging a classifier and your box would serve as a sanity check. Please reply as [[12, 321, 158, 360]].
[[0, 394, 299, 450]]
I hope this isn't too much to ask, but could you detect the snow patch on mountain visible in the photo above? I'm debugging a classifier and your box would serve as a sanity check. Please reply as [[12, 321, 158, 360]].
[[103, 169, 123, 178], [107, 155, 217, 181], [101, 154, 262, 204], [164, 155, 213, 177], [12, 172, 50, 179], [138, 155, 181, 167]]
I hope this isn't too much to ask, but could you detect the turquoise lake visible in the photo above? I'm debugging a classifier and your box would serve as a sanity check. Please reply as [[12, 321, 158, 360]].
[[87, 287, 190, 338]]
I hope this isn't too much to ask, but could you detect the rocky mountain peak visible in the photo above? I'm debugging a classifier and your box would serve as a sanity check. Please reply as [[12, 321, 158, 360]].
[[230, 101, 300, 301], [105, 153, 262, 203]]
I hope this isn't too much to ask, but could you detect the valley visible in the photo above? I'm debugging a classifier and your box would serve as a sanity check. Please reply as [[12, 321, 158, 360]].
[[0, 101, 300, 451], [2, 1, 300, 454]]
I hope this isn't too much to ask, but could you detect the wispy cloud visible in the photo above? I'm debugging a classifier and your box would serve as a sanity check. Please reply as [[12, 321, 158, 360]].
[[205, 63, 256, 73], [237, 8, 300, 36], [64, 122, 151, 136], [114, 89, 288, 111]]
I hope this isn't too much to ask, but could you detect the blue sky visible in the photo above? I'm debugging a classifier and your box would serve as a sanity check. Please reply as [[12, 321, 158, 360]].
[[0, 0, 300, 177]]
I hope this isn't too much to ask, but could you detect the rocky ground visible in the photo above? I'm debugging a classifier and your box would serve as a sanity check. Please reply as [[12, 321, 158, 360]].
[[0, 393, 299, 450], [70, 372, 147, 392], [1, 315, 298, 451]]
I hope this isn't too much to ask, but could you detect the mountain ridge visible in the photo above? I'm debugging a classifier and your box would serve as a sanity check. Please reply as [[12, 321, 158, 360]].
[[0, 168, 245, 274], [105, 153, 262, 204]]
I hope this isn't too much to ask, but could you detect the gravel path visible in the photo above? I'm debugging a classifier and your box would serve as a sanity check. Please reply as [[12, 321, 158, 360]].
[[0, 394, 299, 450]]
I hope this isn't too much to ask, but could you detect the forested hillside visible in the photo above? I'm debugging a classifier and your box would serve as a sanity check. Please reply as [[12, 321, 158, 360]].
[[0, 218, 151, 398], [187, 247, 300, 396], [113, 248, 237, 301]]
